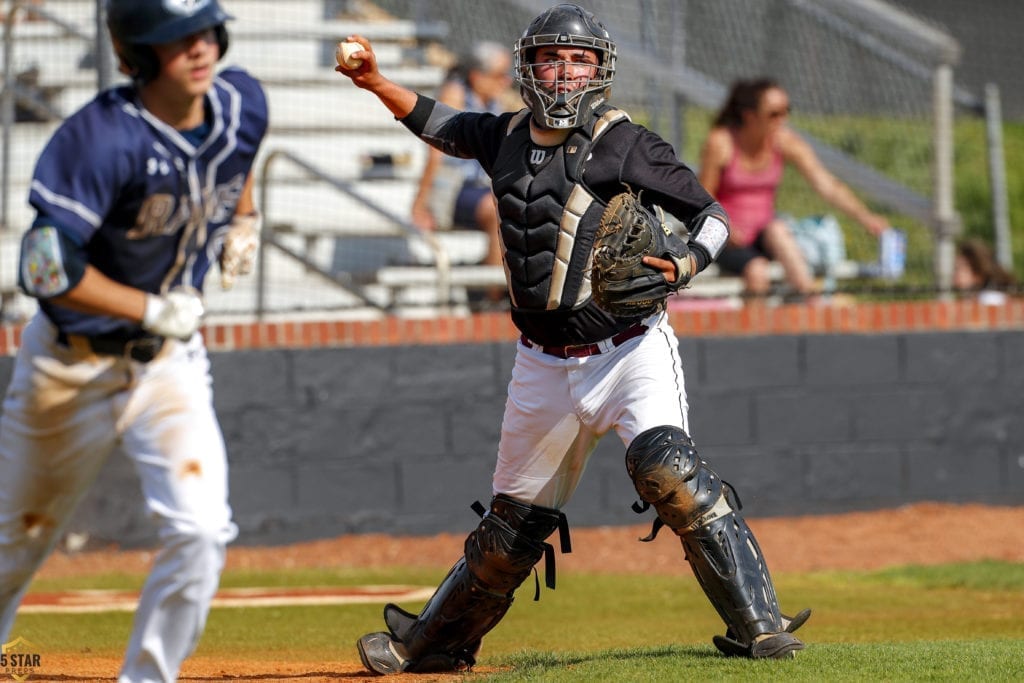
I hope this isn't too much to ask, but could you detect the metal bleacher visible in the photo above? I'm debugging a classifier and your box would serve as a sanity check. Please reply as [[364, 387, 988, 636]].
[[226, 2, 873, 313], [212, 1, 529, 317], [1, 0, 870, 322], [0, 0, 467, 320]]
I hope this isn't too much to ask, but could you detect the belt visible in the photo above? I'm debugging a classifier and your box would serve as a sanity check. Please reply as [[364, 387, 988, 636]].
[[520, 323, 648, 359], [56, 330, 166, 363]]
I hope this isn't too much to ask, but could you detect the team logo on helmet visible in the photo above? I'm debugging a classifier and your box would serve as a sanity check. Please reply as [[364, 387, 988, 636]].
[[163, 0, 211, 16]]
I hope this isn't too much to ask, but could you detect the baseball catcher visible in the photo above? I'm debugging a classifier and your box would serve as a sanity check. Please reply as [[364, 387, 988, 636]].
[[338, 2, 809, 674]]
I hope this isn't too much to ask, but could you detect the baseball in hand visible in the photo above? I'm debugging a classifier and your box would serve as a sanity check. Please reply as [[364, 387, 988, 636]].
[[336, 41, 364, 69]]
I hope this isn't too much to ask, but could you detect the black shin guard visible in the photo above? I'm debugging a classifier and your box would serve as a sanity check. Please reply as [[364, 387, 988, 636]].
[[391, 495, 566, 669], [398, 557, 511, 669], [626, 426, 786, 644], [682, 505, 783, 643]]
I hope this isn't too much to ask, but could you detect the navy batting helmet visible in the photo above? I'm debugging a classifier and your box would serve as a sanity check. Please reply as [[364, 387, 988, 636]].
[[106, 0, 232, 84], [514, 3, 616, 129]]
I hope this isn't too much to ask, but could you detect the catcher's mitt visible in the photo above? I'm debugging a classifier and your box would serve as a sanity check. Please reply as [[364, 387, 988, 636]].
[[591, 192, 691, 317]]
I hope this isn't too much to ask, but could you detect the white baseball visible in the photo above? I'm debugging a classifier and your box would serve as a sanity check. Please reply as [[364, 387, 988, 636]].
[[336, 41, 364, 69]]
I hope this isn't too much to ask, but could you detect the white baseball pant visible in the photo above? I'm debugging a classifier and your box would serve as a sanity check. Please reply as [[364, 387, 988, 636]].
[[0, 313, 236, 683], [494, 311, 690, 509]]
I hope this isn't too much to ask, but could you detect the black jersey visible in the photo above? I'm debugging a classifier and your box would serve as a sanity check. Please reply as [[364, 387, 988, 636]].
[[406, 97, 721, 345]]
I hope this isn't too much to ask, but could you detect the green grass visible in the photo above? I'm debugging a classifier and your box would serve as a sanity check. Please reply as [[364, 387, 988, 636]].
[[485, 641, 1024, 682], [10, 561, 1024, 679]]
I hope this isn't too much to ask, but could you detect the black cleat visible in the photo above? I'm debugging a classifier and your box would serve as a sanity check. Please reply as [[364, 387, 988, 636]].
[[356, 630, 467, 675], [751, 631, 805, 659], [357, 631, 410, 675], [715, 608, 812, 658], [712, 633, 750, 658], [713, 630, 805, 660]]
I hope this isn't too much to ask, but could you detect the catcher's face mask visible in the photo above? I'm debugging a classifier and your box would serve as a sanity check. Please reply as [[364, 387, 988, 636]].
[[514, 4, 616, 129]]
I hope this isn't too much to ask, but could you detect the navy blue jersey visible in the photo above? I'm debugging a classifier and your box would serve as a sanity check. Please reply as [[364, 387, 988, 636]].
[[28, 67, 268, 335]]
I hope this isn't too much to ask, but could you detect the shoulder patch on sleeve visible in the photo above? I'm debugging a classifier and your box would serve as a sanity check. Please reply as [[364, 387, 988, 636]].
[[20, 226, 71, 298]]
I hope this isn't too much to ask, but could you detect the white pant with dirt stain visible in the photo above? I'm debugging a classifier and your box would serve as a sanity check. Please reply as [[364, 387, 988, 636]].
[[0, 313, 236, 683]]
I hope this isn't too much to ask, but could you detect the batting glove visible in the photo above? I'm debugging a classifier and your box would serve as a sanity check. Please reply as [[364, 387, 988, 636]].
[[142, 289, 205, 340], [220, 211, 262, 290]]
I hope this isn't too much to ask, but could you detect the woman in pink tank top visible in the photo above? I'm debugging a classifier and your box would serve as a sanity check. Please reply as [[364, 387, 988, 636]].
[[698, 79, 889, 299]]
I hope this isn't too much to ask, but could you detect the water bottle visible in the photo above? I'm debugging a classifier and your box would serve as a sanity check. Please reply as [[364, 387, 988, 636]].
[[879, 228, 906, 280]]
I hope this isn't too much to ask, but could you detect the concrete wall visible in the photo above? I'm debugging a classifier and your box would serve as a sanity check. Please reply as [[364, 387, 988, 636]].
[[54, 329, 1024, 548]]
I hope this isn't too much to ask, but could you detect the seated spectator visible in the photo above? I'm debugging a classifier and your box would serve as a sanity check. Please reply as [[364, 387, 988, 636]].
[[698, 78, 890, 298], [953, 238, 1017, 305], [410, 41, 514, 269]]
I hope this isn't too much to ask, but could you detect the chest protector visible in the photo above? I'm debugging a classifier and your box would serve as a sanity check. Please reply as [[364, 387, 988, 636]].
[[491, 105, 629, 311]]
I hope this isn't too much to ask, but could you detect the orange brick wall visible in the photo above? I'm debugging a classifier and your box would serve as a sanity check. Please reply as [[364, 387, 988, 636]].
[[191, 298, 1024, 350], [1, 298, 1022, 355]]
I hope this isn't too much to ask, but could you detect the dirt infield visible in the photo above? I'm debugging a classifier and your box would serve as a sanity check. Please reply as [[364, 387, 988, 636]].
[[38, 502, 1024, 580], [30, 503, 1024, 682], [32, 656, 486, 682]]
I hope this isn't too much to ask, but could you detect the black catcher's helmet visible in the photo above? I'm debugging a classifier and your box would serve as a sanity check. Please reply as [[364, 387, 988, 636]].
[[513, 3, 616, 129], [106, 0, 232, 84]]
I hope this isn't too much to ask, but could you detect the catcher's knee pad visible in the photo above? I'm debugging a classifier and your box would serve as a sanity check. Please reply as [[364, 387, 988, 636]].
[[393, 495, 565, 668], [625, 426, 724, 532]]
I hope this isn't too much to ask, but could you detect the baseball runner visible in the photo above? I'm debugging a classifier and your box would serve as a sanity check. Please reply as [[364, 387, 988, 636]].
[[337, 3, 809, 674], [0, 1, 267, 681]]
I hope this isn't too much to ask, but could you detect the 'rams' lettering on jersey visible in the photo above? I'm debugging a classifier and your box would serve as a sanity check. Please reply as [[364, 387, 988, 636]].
[[28, 67, 268, 336]]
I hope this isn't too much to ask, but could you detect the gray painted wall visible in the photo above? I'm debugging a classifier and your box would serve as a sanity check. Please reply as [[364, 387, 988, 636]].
[[49, 329, 1024, 548]]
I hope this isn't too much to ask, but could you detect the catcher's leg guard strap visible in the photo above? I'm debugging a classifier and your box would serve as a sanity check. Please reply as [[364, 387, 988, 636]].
[[625, 426, 784, 643], [398, 495, 566, 667], [470, 494, 570, 594]]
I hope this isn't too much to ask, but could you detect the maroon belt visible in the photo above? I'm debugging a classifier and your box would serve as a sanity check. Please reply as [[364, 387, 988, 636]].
[[520, 323, 648, 359]]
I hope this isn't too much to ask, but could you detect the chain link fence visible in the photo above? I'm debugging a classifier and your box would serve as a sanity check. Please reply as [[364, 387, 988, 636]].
[[375, 0, 970, 285], [0, 0, 1014, 320]]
